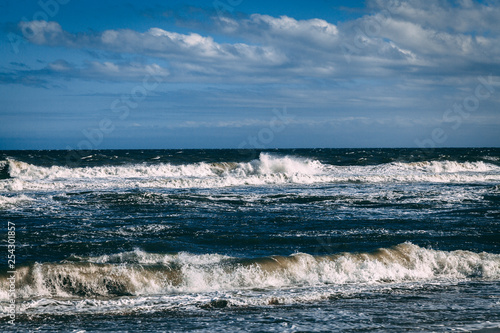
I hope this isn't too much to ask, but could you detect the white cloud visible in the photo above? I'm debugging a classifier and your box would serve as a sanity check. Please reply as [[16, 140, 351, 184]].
[[36, 60, 170, 82], [367, 0, 500, 62], [243, 14, 339, 47], [19, 21, 286, 67], [369, 0, 500, 33], [47, 59, 72, 72], [18, 20, 66, 45], [15, 1, 500, 84], [85, 62, 170, 80], [166, 118, 273, 129]]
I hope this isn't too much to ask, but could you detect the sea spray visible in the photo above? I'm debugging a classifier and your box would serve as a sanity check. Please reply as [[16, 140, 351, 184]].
[[1, 153, 499, 192], [2, 243, 498, 301]]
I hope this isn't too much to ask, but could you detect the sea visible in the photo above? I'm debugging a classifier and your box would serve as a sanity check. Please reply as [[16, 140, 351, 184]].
[[0, 148, 499, 332]]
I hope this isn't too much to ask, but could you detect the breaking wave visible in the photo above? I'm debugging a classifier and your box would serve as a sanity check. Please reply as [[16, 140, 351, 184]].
[[1, 243, 499, 301], [0, 153, 499, 191], [0, 194, 33, 208]]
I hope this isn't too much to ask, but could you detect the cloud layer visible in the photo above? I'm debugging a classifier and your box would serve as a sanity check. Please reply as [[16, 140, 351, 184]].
[[1, 0, 499, 149], [9, 1, 498, 84]]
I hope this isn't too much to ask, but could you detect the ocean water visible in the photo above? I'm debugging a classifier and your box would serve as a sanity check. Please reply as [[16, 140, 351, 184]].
[[0, 148, 499, 332]]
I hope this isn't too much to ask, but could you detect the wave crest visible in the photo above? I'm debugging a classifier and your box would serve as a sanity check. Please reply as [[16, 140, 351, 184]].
[[2, 243, 498, 300], [1, 154, 499, 191]]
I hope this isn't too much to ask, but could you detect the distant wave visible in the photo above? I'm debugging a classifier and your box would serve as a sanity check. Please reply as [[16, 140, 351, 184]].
[[1, 153, 499, 191], [1, 243, 498, 301]]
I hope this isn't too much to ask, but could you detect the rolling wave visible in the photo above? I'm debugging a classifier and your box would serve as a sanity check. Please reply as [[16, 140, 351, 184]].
[[0, 153, 499, 191], [1, 243, 498, 301]]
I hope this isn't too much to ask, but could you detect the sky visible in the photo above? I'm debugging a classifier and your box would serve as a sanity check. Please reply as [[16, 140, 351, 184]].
[[0, 0, 499, 149]]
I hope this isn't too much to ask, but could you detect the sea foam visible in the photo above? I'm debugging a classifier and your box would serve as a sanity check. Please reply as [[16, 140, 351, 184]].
[[1, 243, 498, 301], [1, 153, 499, 192]]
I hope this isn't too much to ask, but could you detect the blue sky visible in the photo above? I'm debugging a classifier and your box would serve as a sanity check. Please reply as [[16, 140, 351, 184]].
[[0, 0, 499, 149]]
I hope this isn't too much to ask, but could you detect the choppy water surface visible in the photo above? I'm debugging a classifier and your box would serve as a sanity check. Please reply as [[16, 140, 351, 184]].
[[1, 148, 499, 332]]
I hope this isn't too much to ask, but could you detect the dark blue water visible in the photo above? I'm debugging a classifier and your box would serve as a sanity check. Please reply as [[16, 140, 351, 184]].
[[1, 148, 499, 332]]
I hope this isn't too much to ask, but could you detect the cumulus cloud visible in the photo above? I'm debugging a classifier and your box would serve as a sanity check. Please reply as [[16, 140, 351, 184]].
[[369, 0, 500, 34], [18, 20, 67, 46], [18, 21, 286, 66], [224, 14, 339, 48], [365, 0, 500, 67], [11, 1, 500, 84]]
